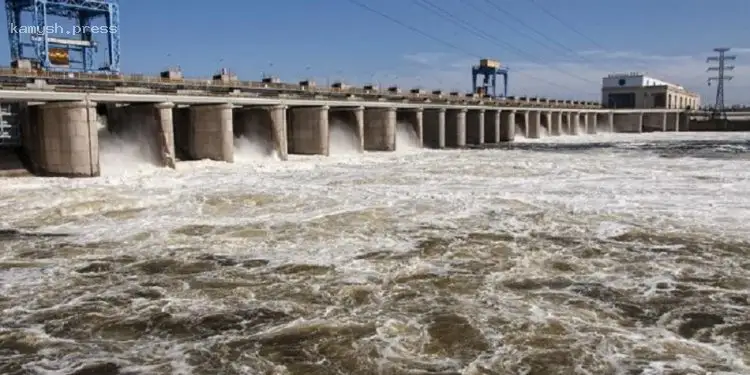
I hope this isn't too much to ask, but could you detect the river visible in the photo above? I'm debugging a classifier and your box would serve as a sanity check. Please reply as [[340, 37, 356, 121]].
[[1, 131, 749, 375]]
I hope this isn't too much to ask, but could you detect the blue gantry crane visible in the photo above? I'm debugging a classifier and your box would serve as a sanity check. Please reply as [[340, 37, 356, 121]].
[[5, 0, 120, 73], [472, 59, 508, 98]]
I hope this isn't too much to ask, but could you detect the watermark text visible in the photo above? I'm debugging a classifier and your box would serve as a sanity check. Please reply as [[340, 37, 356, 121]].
[[9, 23, 117, 35]]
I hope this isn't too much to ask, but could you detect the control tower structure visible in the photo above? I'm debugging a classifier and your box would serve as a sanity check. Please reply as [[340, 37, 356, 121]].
[[5, 0, 120, 73], [472, 59, 508, 98]]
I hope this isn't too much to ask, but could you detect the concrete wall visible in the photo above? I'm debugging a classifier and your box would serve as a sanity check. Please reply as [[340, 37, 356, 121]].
[[288, 106, 329, 155], [689, 119, 750, 131], [423, 108, 445, 148], [613, 113, 643, 133], [602, 85, 699, 109], [24, 101, 99, 177], [364, 107, 396, 151]]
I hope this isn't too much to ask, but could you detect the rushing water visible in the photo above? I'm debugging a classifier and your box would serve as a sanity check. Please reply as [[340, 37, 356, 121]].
[[1, 132, 750, 375]]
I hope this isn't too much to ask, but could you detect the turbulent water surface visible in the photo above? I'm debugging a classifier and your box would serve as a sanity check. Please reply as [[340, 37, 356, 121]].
[[1, 132, 750, 375]]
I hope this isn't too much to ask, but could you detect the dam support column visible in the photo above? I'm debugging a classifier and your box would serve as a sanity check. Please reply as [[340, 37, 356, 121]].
[[564, 112, 572, 134], [445, 108, 467, 147], [364, 107, 396, 151], [155, 103, 176, 168], [499, 109, 515, 142], [542, 111, 552, 136], [188, 103, 233, 162], [287, 105, 329, 155], [466, 109, 485, 145], [32, 100, 99, 177], [270, 105, 289, 160], [587, 112, 597, 134], [423, 108, 445, 148], [551, 112, 563, 136], [606, 112, 614, 132], [528, 110, 541, 139], [484, 109, 500, 143]]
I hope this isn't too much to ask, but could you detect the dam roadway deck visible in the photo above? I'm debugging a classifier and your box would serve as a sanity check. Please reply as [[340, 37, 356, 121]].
[[0, 68, 690, 178]]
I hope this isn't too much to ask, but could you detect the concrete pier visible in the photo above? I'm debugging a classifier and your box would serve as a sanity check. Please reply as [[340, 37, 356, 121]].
[[541, 111, 552, 136], [528, 110, 541, 139], [396, 108, 423, 149], [25, 101, 99, 177], [364, 107, 396, 151], [288, 106, 329, 155], [551, 112, 563, 136], [186, 103, 234, 162], [466, 109, 485, 145], [423, 108, 445, 149], [445, 108, 467, 147], [484, 109, 500, 143], [499, 110, 515, 141], [233, 104, 289, 160]]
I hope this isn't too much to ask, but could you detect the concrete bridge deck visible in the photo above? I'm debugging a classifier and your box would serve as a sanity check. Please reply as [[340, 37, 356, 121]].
[[0, 67, 602, 109]]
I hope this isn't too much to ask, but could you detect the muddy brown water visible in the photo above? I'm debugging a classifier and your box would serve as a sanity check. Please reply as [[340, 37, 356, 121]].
[[1, 132, 750, 375]]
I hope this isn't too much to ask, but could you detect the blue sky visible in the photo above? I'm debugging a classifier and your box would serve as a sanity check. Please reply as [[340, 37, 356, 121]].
[[1, 0, 749, 104]]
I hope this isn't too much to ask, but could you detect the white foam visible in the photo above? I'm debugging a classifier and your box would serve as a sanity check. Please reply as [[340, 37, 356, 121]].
[[2, 131, 750, 373]]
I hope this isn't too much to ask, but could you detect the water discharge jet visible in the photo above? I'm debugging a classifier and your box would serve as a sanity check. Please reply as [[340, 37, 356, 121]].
[[395, 122, 421, 152], [329, 119, 361, 155], [97, 114, 162, 176], [233, 107, 279, 162]]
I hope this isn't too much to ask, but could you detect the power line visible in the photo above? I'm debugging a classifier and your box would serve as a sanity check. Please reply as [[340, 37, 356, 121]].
[[412, 0, 597, 85], [480, 0, 589, 61], [345, 0, 590, 95], [707, 47, 736, 119], [456, 0, 605, 84], [522, 0, 691, 87], [524, 0, 606, 50]]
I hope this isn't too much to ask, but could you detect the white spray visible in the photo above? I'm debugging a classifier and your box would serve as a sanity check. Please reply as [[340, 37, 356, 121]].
[[97, 115, 160, 176], [329, 120, 361, 155], [395, 122, 421, 152]]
